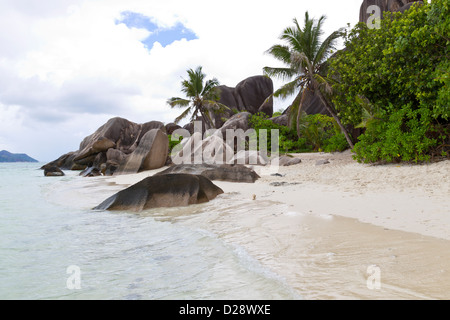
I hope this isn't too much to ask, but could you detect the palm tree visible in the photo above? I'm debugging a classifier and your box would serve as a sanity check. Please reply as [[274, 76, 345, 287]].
[[167, 66, 228, 130], [263, 12, 354, 148]]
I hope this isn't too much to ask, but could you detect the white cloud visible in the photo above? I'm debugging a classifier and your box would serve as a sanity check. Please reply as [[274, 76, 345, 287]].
[[0, 0, 362, 161]]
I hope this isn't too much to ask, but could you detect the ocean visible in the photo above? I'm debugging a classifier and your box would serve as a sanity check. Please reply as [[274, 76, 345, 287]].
[[0, 163, 299, 300]]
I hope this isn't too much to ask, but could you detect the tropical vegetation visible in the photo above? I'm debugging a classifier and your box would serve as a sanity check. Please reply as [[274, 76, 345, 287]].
[[329, 0, 449, 163], [168, 0, 449, 164], [167, 66, 229, 130], [262, 12, 355, 148], [249, 112, 348, 154]]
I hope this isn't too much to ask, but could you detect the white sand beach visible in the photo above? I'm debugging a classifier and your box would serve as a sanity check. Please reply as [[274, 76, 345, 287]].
[[97, 151, 450, 299]]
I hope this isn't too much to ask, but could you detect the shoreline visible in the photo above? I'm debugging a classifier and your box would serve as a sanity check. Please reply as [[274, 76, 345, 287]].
[[104, 151, 450, 241], [99, 151, 450, 299]]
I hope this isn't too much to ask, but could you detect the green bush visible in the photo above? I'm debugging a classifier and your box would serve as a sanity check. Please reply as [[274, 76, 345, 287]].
[[323, 133, 348, 153], [298, 113, 348, 152], [353, 104, 441, 163], [249, 112, 348, 153], [168, 134, 183, 154], [329, 0, 449, 163], [249, 112, 299, 153]]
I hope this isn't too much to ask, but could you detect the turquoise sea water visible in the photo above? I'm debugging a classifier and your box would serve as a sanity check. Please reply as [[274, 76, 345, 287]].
[[0, 163, 298, 300]]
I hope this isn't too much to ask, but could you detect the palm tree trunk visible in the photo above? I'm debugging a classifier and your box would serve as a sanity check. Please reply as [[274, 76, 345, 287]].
[[199, 108, 214, 131], [287, 93, 303, 129], [296, 89, 308, 137], [317, 91, 355, 149]]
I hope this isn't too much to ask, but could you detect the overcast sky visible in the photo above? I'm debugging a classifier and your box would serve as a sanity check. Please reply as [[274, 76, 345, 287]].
[[0, 0, 363, 162]]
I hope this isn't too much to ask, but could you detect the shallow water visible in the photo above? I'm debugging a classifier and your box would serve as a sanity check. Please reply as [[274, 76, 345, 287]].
[[1, 163, 449, 300], [154, 193, 450, 300], [0, 163, 298, 300]]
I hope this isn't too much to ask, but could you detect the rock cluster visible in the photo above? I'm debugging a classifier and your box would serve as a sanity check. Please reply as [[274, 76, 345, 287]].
[[42, 117, 170, 176], [43, 75, 280, 176]]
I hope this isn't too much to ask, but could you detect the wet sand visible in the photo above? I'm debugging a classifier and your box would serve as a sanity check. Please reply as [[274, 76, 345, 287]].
[[95, 151, 450, 299]]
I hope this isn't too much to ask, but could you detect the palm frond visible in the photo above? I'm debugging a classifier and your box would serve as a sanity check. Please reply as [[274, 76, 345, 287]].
[[280, 26, 302, 53], [274, 77, 302, 99], [263, 66, 297, 81], [167, 97, 191, 108], [174, 106, 193, 124], [265, 44, 292, 65], [181, 79, 197, 98], [310, 15, 326, 58], [300, 12, 316, 61], [314, 28, 344, 66], [201, 78, 220, 98], [193, 66, 206, 96], [183, 66, 205, 98]]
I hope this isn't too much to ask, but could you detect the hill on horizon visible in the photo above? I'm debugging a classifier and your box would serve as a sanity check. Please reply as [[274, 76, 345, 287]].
[[0, 150, 38, 163]]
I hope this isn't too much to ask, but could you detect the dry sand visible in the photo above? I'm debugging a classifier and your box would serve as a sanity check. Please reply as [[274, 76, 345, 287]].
[[100, 151, 450, 299]]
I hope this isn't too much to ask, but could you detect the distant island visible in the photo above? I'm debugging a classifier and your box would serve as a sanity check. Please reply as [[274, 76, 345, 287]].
[[0, 150, 38, 163]]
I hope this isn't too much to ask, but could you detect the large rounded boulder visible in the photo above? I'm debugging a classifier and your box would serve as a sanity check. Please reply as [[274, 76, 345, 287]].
[[210, 75, 274, 128], [94, 174, 224, 212], [116, 129, 169, 175]]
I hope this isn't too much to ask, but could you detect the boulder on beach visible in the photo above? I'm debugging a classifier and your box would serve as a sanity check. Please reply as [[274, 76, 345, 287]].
[[79, 167, 102, 177], [156, 163, 261, 183], [230, 150, 269, 166], [171, 132, 235, 165], [93, 174, 224, 212], [44, 166, 65, 177], [276, 155, 302, 167], [117, 129, 169, 175], [210, 75, 274, 128], [43, 117, 167, 172], [218, 112, 252, 137], [41, 152, 81, 171], [165, 123, 182, 135]]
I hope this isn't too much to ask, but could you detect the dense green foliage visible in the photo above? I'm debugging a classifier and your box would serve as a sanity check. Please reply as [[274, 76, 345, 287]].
[[249, 113, 348, 154], [329, 0, 449, 163], [299, 113, 349, 152]]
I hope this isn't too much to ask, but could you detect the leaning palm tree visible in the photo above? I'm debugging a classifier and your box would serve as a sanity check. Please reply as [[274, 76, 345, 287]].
[[263, 12, 354, 148], [167, 66, 228, 130]]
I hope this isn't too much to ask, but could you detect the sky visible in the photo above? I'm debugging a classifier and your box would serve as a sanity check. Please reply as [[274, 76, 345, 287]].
[[0, 0, 363, 162]]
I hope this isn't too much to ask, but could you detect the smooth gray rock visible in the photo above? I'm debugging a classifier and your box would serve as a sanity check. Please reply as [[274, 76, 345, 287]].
[[277, 155, 302, 167], [94, 174, 224, 212], [156, 164, 260, 183], [117, 129, 169, 175], [44, 166, 65, 177], [79, 167, 102, 177], [210, 75, 274, 128], [315, 159, 330, 166], [270, 114, 288, 127]]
